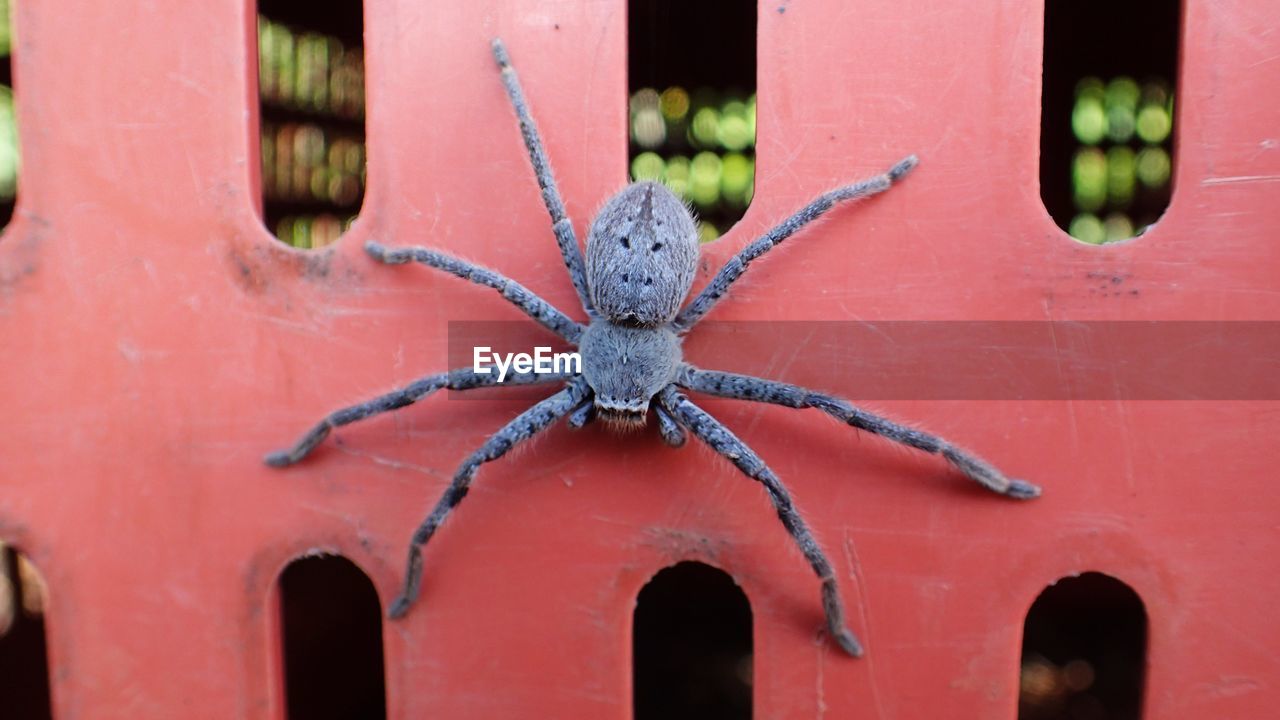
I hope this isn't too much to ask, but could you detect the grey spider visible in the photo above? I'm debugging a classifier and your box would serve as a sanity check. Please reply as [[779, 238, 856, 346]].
[[265, 38, 1041, 657]]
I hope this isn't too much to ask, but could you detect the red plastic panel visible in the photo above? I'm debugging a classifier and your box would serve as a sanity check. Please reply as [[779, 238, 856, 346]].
[[0, 1, 1277, 717]]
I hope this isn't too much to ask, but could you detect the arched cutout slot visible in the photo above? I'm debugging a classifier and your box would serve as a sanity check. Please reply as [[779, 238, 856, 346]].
[[0, 543, 53, 720], [629, 0, 756, 242], [633, 561, 752, 720], [256, 0, 366, 249], [0, 0, 19, 229], [1020, 572, 1147, 720], [1041, 0, 1180, 244], [278, 554, 386, 720]]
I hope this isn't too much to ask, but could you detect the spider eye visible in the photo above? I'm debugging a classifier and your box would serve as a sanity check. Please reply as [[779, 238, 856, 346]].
[[651, 242, 663, 251], [620, 236, 631, 249]]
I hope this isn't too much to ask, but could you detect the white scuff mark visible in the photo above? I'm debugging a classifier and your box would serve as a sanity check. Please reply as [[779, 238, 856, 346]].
[[1201, 174, 1280, 186], [167, 71, 214, 99], [117, 338, 172, 363], [815, 632, 828, 718], [334, 445, 443, 478], [843, 532, 887, 719]]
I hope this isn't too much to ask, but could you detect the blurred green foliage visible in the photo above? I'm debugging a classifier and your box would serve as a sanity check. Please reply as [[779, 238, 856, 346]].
[[630, 86, 755, 241], [1068, 76, 1173, 245]]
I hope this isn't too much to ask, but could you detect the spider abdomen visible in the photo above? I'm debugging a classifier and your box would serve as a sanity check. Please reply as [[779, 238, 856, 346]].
[[579, 320, 683, 426], [585, 182, 700, 327]]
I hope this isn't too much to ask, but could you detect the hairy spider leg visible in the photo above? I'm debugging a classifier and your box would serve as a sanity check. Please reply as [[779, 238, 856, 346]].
[[490, 38, 597, 319], [674, 156, 918, 332], [365, 241, 583, 344], [567, 396, 595, 429], [677, 365, 1042, 499], [389, 378, 592, 618], [658, 386, 865, 658], [264, 368, 574, 467], [653, 404, 686, 447]]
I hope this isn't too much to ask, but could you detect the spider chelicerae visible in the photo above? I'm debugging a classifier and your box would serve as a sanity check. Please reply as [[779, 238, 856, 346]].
[[265, 38, 1041, 657]]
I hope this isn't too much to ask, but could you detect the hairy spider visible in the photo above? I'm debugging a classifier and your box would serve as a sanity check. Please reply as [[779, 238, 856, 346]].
[[265, 38, 1041, 657]]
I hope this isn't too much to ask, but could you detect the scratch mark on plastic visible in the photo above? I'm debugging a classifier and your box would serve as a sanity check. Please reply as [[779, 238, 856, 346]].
[[843, 531, 887, 719], [1201, 174, 1280, 186]]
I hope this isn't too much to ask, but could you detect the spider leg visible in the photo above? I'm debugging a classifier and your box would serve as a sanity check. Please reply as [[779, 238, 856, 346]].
[[489, 38, 597, 319], [264, 368, 575, 467], [654, 405, 687, 448], [677, 365, 1041, 499], [365, 241, 583, 344], [389, 377, 591, 618], [673, 156, 917, 332], [657, 386, 863, 657], [566, 395, 595, 429]]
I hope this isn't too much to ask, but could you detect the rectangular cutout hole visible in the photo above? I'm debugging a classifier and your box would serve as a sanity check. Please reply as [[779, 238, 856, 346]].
[[1041, 0, 1180, 244], [1021, 572, 1147, 720], [279, 555, 387, 719], [257, 0, 366, 249], [629, 0, 756, 242], [634, 562, 752, 720]]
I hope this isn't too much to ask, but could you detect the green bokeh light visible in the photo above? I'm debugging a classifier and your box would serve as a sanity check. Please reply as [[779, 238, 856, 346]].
[[1135, 104, 1171, 144], [689, 106, 720, 149], [717, 114, 752, 152], [689, 151, 723, 208], [1103, 212, 1134, 242], [1106, 146, 1136, 208], [1067, 74, 1174, 244], [1073, 97, 1107, 145], [663, 154, 691, 199], [1106, 103, 1135, 143], [1105, 77, 1140, 110], [1069, 213, 1106, 244], [721, 152, 753, 208], [631, 152, 665, 182], [1135, 147, 1171, 188], [1072, 148, 1107, 213]]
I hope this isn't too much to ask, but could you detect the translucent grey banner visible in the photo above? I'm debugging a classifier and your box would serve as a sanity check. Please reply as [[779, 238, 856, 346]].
[[447, 321, 1280, 400]]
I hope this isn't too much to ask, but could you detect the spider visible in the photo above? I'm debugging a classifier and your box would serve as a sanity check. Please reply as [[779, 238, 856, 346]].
[[265, 38, 1041, 657]]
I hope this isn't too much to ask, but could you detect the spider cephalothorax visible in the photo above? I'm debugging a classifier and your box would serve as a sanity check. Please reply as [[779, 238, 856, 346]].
[[266, 38, 1041, 657], [579, 320, 681, 427]]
